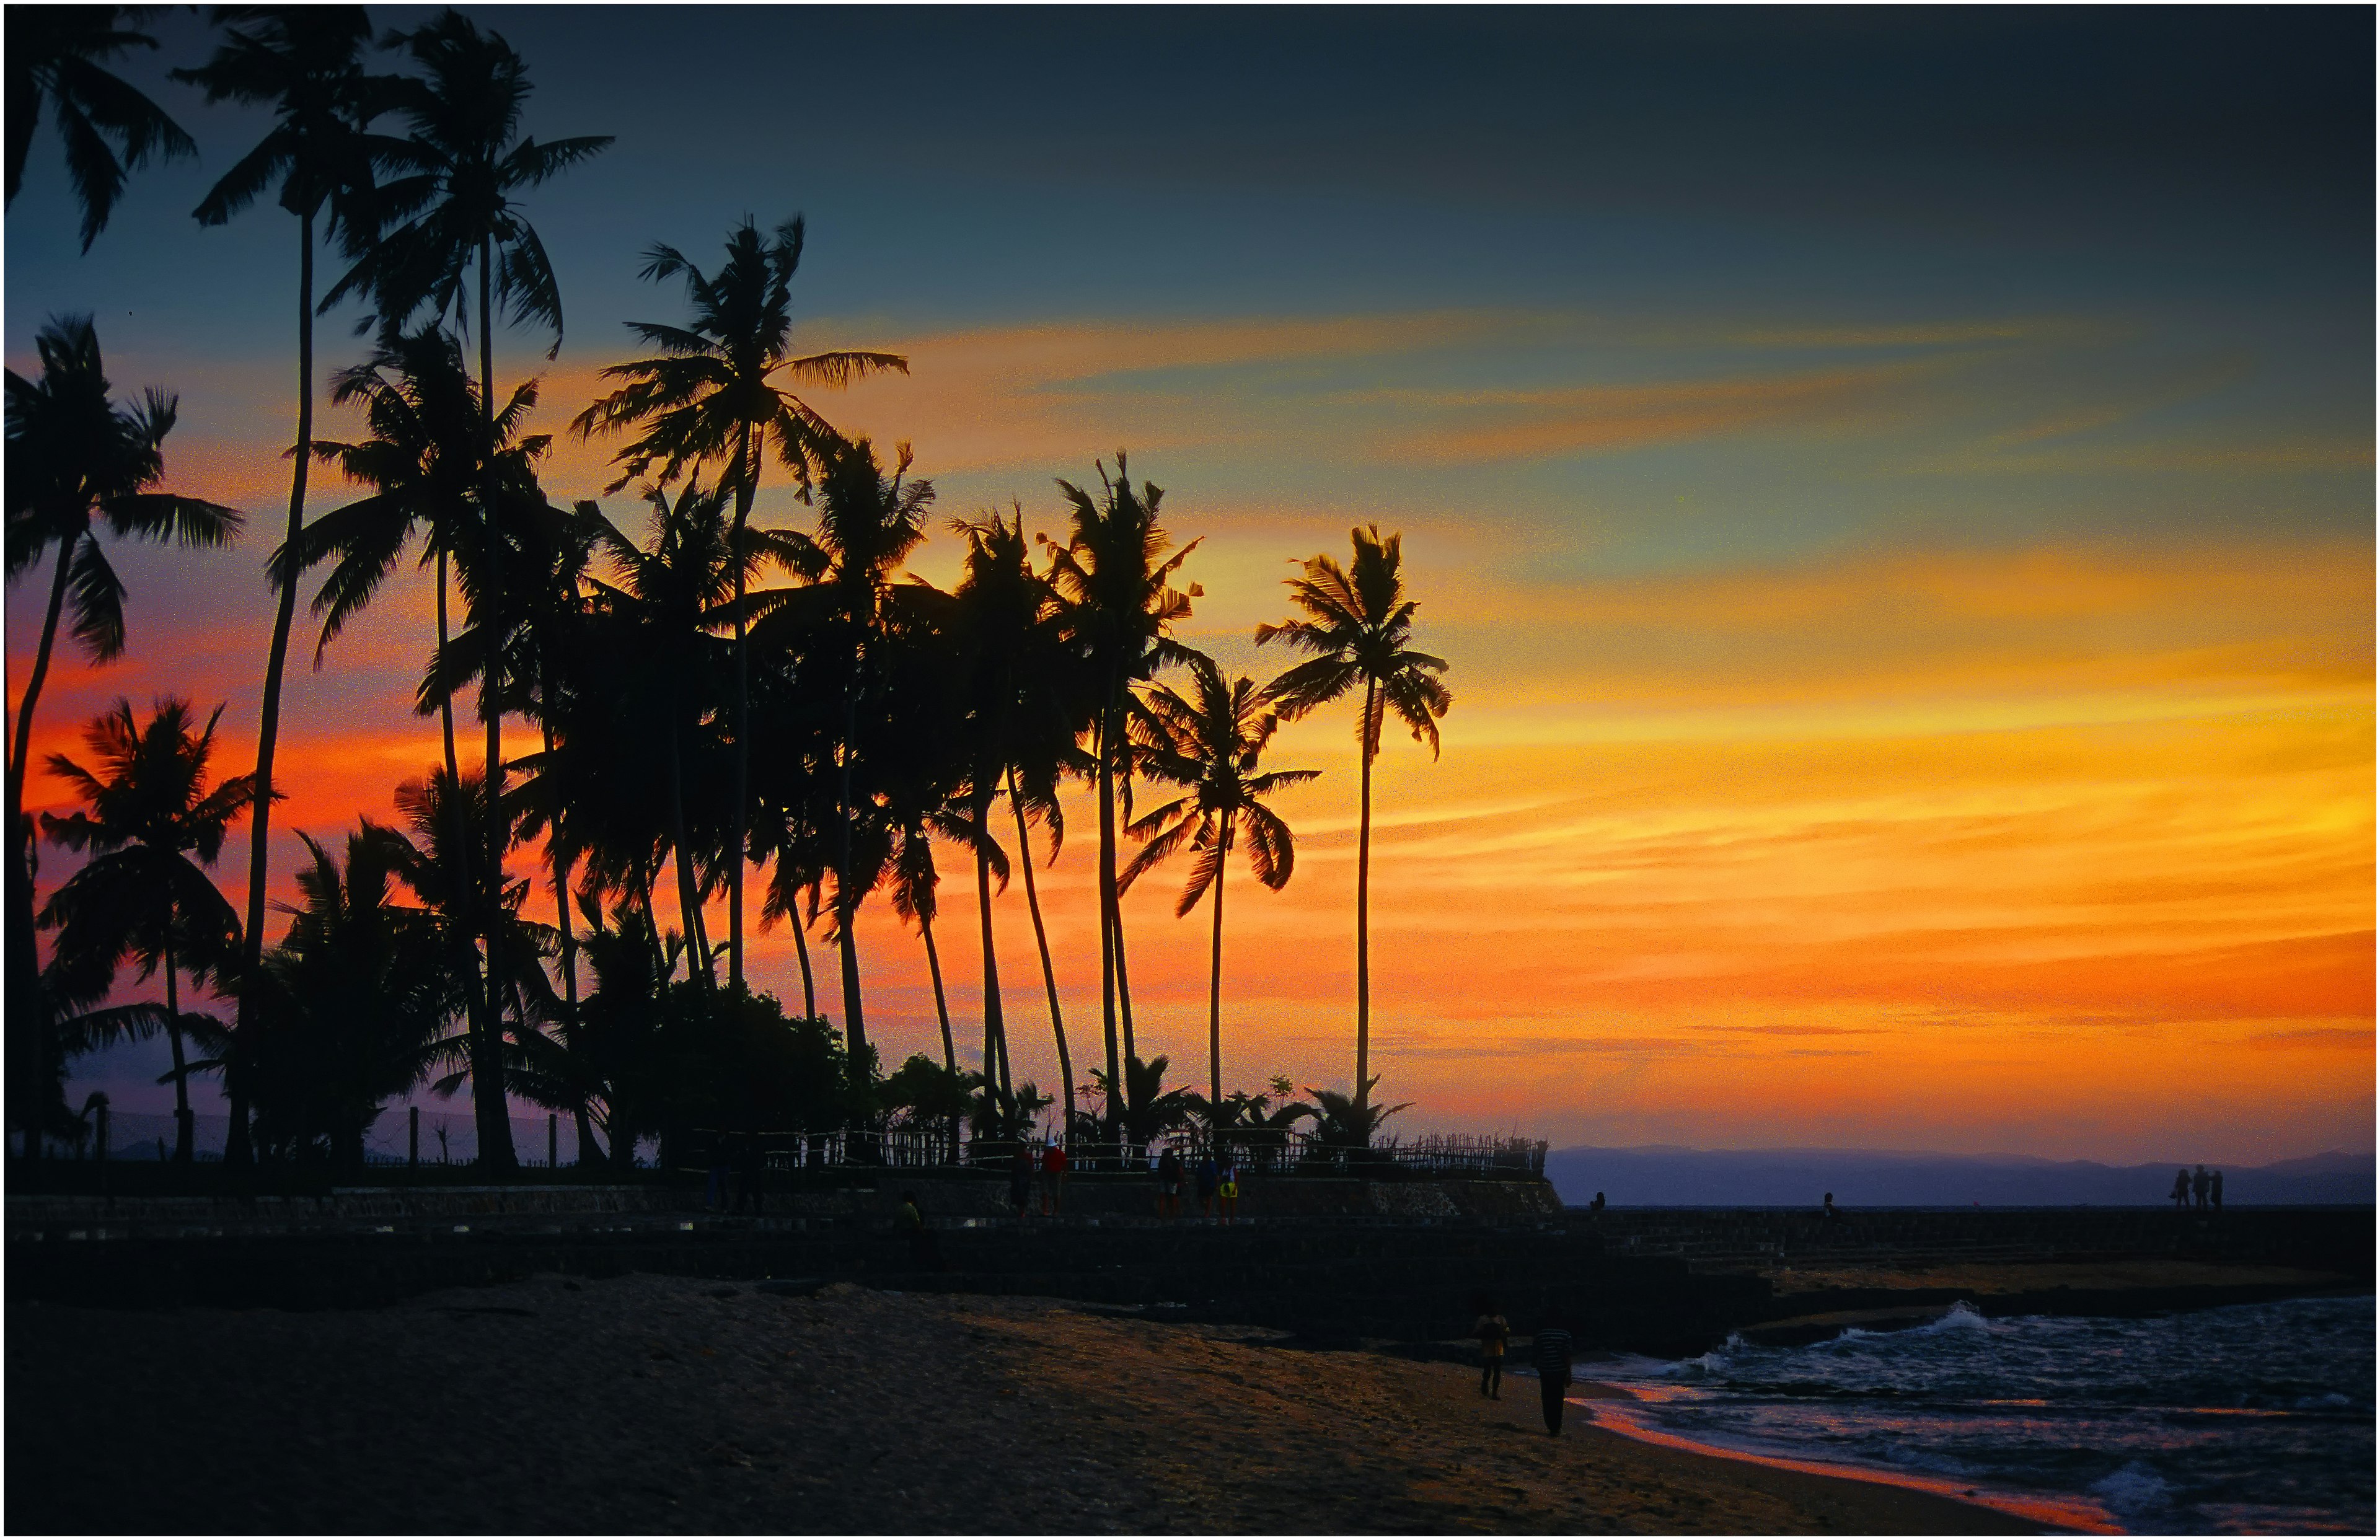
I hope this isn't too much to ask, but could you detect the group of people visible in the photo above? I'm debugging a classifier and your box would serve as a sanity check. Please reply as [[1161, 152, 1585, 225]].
[[1005, 1140, 1072, 1220], [2170, 1164, 2225, 1212], [1152, 1146, 1243, 1223], [1471, 1301, 1576, 1435]]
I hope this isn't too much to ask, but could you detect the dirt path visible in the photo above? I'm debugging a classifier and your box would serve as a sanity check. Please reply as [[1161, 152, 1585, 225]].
[[11, 1272, 2031, 1534]]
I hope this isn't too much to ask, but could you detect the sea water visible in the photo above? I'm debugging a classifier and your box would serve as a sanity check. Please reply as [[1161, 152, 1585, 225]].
[[1590, 1295, 2374, 1534]]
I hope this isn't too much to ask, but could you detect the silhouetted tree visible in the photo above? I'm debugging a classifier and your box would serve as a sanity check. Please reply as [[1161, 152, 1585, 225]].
[[176, 5, 404, 1168], [5, 316, 239, 1168], [1044, 453, 1199, 1132], [1122, 651, 1318, 1114], [326, 9, 609, 1165], [1257, 526, 1450, 1129], [573, 215, 906, 994], [6, 4, 195, 247], [232, 821, 459, 1174], [37, 697, 257, 1160]]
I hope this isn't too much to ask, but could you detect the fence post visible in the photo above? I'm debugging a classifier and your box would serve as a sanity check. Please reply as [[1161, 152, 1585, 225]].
[[408, 1106, 419, 1171], [548, 1112, 558, 1172]]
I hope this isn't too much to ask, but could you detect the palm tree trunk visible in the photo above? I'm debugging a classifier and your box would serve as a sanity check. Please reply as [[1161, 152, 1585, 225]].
[[1005, 768, 1073, 1133], [665, 719, 707, 987], [836, 904, 867, 1081], [1095, 686, 1120, 1134], [971, 794, 1008, 1090], [837, 671, 869, 1070], [726, 423, 756, 995], [790, 902, 816, 1019], [226, 209, 325, 1173], [9, 536, 75, 1171], [474, 235, 515, 1173], [638, 863, 669, 983], [164, 935, 192, 1163], [922, 909, 954, 1073], [1354, 679, 1376, 1127], [1113, 881, 1137, 1063], [1207, 827, 1230, 1116]]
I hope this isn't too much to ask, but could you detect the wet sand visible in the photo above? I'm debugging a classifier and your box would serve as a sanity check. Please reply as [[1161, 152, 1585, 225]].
[[10, 1272, 2037, 1534]]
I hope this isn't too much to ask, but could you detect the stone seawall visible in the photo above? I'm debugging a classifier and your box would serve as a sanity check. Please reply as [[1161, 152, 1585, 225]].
[[6, 1174, 1562, 1241]]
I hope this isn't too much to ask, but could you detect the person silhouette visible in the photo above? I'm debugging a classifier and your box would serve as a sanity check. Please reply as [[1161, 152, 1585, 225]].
[[2193, 1164, 2210, 1212], [2171, 1168, 2191, 1208], [1822, 1191, 1839, 1223], [2210, 1169, 2224, 1212], [1533, 1324, 1575, 1435]]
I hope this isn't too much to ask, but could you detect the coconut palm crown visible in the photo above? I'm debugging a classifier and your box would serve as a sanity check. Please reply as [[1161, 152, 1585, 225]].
[[1255, 524, 1450, 1125], [6, 4, 196, 248]]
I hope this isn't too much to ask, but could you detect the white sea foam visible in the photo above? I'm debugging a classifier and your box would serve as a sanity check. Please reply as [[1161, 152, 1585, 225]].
[[2088, 1459, 2172, 1516]]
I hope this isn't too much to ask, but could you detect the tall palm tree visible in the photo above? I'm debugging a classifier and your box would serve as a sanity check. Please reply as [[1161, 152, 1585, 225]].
[[37, 698, 258, 1161], [572, 214, 907, 995], [6, 4, 196, 248], [324, 8, 609, 1138], [296, 325, 549, 1165], [751, 438, 935, 1075], [176, 6, 400, 1171], [1044, 453, 1199, 1132], [1121, 651, 1318, 1114], [1256, 526, 1451, 1128], [573, 477, 802, 986], [948, 508, 1081, 1122], [6, 316, 240, 1168]]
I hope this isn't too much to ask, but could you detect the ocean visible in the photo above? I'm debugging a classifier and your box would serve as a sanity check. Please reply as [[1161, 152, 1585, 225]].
[[1582, 1294, 2374, 1534]]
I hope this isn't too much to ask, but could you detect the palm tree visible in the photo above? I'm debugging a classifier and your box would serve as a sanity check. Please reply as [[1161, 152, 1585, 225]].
[[236, 821, 459, 1174], [324, 8, 609, 1134], [1256, 526, 1451, 1129], [37, 698, 257, 1161], [174, 6, 402, 1170], [6, 315, 240, 1168], [384, 761, 555, 1164], [1044, 454, 1199, 1132], [949, 508, 1083, 1126], [751, 437, 936, 1075], [1087, 1052, 1197, 1154], [6, 5, 196, 248], [1121, 651, 1318, 1114], [572, 215, 907, 995], [1304, 1076, 1412, 1156], [296, 325, 550, 1165]]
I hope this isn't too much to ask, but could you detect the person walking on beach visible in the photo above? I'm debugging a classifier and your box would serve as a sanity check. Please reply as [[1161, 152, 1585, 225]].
[[735, 1132, 765, 1214], [900, 1191, 940, 1269], [1533, 1324, 1574, 1435], [1474, 1305, 1509, 1398], [2170, 1168, 2191, 1208], [1040, 1140, 1069, 1217], [1157, 1146, 1185, 1220], [1217, 1159, 1240, 1223], [2192, 1164, 2210, 1212], [1196, 1151, 1221, 1221], [2210, 1169, 2224, 1212], [1009, 1144, 1035, 1222], [704, 1133, 729, 1212]]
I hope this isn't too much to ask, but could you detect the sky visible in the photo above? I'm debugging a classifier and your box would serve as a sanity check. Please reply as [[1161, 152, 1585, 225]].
[[7, 6, 2372, 1164]]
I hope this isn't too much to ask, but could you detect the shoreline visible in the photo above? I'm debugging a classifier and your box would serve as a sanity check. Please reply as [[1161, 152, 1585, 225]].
[[1572, 1382, 2117, 1533], [12, 1272, 2043, 1534]]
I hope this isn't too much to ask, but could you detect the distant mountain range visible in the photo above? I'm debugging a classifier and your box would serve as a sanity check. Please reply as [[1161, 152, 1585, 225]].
[[1545, 1145, 2375, 1208]]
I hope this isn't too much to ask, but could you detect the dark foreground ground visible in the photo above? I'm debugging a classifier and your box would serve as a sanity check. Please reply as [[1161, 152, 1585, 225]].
[[10, 1272, 2032, 1535]]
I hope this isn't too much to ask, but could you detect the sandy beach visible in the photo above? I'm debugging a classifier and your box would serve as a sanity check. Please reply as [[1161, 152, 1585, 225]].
[[10, 1271, 2037, 1534]]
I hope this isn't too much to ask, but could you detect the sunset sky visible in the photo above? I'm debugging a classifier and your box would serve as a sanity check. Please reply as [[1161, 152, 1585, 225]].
[[9, 7, 2371, 1163]]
